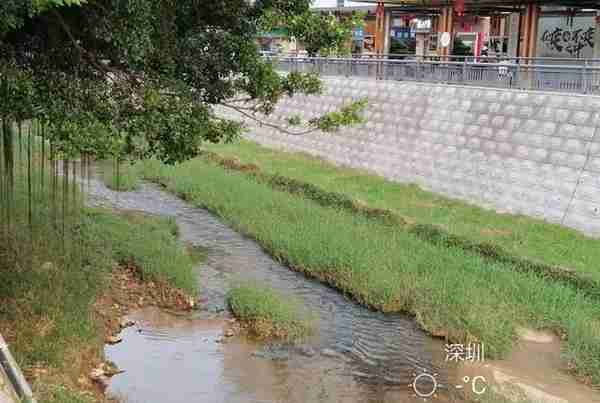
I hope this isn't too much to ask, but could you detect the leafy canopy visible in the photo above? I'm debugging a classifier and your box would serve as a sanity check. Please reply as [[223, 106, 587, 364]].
[[0, 0, 366, 163], [261, 7, 365, 56]]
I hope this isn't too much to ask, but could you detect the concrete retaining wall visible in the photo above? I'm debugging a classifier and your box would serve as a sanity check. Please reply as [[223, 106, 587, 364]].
[[222, 78, 600, 237]]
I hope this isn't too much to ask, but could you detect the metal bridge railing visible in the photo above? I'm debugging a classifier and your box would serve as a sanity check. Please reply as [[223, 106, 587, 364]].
[[265, 55, 600, 95]]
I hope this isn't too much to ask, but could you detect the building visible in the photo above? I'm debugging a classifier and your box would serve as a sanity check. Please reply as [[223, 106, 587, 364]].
[[356, 1, 600, 61]]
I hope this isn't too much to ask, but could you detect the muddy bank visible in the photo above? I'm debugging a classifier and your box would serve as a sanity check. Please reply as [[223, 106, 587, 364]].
[[457, 330, 600, 403], [88, 262, 195, 394]]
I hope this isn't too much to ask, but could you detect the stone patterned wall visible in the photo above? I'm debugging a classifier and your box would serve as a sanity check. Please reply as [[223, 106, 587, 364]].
[[221, 78, 600, 237]]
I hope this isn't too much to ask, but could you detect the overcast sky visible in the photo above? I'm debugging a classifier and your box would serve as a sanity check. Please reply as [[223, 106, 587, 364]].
[[312, 0, 373, 8]]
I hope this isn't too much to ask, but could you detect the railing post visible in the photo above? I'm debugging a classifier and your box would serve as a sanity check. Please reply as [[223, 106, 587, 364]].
[[462, 59, 467, 83], [582, 60, 589, 94]]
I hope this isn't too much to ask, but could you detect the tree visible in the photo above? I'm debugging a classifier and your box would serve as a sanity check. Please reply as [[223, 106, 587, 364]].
[[262, 8, 365, 57], [0, 0, 367, 164]]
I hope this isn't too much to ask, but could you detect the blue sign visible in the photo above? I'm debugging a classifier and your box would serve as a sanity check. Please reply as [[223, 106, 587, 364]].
[[353, 28, 364, 40], [392, 27, 415, 40]]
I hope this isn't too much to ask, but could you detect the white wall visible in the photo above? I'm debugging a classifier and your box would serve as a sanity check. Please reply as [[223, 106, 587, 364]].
[[219, 78, 600, 237]]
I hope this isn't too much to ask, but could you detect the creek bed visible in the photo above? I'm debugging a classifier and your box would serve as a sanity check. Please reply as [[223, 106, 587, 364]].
[[84, 173, 600, 403]]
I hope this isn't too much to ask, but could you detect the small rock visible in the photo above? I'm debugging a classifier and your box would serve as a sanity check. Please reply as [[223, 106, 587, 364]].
[[298, 345, 316, 357], [95, 375, 110, 389], [105, 335, 123, 345], [89, 367, 104, 381], [252, 351, 268, 359], [120, 319, 135, 329], [224, 329, 235, 337], [103, 362, 124, 377], [321, 348, 338, 358]]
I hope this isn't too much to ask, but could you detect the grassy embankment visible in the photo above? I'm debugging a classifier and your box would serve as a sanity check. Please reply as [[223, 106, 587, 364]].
[[0, 157, 196, 402], [227, 284, 315, 340], [206, 140, 600, 288], [137, 152, 600, 385]]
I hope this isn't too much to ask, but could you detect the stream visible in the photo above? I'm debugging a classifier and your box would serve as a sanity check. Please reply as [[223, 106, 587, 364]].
[[82, 170, 600, 403]]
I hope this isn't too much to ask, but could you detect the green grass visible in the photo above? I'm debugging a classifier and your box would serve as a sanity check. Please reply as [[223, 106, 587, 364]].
[[205, 140, 600, 283], [0, 154, 195, 402], [100, 160, 141, 191], [83, 209, 197, 295], [138, 157, 600, 384], [227, 283, 315, 340]]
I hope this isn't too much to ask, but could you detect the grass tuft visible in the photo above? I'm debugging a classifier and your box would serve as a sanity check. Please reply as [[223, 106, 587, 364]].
[[227, 283, 315, 340]]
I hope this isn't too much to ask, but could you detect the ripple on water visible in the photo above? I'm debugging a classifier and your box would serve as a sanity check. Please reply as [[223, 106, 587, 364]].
[[81, 171, 451, 402]]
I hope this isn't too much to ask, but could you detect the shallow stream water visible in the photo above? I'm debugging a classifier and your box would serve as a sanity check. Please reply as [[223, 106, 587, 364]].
[[82, 172, 599, 403]]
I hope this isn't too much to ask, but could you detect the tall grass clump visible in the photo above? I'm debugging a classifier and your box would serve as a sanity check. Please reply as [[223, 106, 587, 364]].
[[227, 283, 315, 340], [82, 209, 197, 295], [138, 157, 600, 384]]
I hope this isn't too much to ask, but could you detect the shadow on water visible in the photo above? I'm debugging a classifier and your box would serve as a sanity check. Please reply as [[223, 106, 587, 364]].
[[82, 170, 600, 403]]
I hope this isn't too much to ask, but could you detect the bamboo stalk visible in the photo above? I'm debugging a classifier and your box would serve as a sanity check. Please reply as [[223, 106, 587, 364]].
[[27, 125, 32, 243], [62, 159, 68, 250]]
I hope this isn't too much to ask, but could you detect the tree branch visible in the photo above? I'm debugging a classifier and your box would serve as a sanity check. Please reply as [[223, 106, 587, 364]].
[[219, 102, 318, 136], [51, 8, 140, 88]]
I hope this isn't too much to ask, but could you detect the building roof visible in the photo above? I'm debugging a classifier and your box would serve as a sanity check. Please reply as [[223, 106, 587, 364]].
[[311, 6, 376, 12], [357, 0, 600, 10]]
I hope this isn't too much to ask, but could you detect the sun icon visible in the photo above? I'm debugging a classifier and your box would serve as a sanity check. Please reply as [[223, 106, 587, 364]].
[[409, 368, 439, 401]]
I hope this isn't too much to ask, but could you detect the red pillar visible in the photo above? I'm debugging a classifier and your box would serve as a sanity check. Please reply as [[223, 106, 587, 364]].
[[375, 2, 385, 55]]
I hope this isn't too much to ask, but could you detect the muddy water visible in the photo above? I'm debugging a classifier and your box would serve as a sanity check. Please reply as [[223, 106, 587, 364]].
[[107, 308, 450, 403], [83, 174, 599, 403], [84, 177, 455, 402]]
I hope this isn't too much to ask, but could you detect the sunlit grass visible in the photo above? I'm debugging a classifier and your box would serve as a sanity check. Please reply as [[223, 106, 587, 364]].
[[206, 140, 600, 283]]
